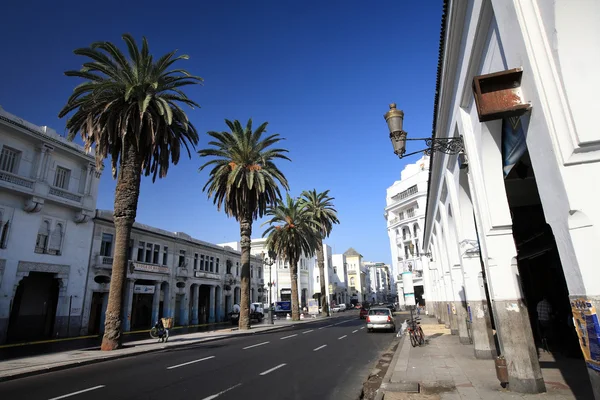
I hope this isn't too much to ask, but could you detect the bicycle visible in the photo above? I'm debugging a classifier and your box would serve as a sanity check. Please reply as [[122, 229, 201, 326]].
[[406, 316, 425, 347]]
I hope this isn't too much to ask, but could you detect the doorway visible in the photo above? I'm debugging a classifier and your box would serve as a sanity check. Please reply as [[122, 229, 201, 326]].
[[7, 272, 59, 342], [88, 292, 104, 334]]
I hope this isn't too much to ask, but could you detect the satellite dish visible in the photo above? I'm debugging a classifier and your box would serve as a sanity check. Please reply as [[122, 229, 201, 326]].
[[233, 304, 241, 313]]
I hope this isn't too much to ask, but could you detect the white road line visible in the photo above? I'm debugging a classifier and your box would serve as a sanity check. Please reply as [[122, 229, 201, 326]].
[[338, 335, 347, 340], [259, 363, 287, 376], [302, 330, 313, 334], [352, 330, 358, 333], [318, 324, 334, 330], [201, 383, 242, 400], [332, 320, 349, 326], [360, 327, 365, 330], [313, 345, 327, 351], [243, 341, 270, 350], [280, 334, 297, 340], [167, 356, 215, 370], [48, 386, 105, 400]]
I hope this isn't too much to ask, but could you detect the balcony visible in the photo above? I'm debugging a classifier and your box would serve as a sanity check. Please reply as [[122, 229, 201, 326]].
[[194, 271, 221, 280], [95, 255, 113, 267], [49, 186, 83, 203], [391, 185, 418, 202], [0, 170, 34, 190]]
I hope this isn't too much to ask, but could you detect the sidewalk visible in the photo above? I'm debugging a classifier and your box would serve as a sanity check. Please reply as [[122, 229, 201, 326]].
[[379, 316, 586, 400], [0, 314, 327, 382]]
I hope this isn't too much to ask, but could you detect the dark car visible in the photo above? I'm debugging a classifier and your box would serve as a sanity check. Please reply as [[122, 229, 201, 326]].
[[359, 307, 369, 319]]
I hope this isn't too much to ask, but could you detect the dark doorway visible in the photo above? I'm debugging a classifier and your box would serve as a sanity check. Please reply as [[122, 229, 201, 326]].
[[199, 285, 210, 324], [7, 272, 59, 342], [131, 293, 152, 330], [88, 292, 104, 334]]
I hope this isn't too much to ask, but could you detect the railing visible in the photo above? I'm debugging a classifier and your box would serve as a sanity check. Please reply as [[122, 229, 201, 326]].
[[49, 186, 82, 202], [388, 217, 399, 226], [95, 255, 113, 266], [391, 185, 418, 201], [0, 170, 34, 189]]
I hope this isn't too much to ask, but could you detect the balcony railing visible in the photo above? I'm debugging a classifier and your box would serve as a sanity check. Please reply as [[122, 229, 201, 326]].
[[49, 186, 82, 203], [391, 185, 418, 201], [0, 170, 34, 189], [95, 255, 113, 266]]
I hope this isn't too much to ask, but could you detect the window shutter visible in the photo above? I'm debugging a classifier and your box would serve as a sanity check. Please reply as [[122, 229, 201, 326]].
[[48, 223, 64, 252]]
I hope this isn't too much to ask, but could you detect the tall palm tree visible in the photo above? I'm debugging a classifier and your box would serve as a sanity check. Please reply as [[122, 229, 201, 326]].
[[263, 194, 319, 320], [300, 189, 339, 317], [199, 119, 290, 329], [59, 34, 202, 350]]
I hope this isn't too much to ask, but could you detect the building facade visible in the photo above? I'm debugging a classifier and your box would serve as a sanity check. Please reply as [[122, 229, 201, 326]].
[[420, 0, 600, 396], [365, 262, 392, 303], [343, 248, 369, 303], [0, 107, 101, 344], [82, 211, 263, 334], [384, 155, 430, 307], [331, 253, 349, 306]]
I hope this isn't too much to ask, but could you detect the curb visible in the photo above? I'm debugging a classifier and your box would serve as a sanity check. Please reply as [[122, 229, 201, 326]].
[[0, 315, 341, 383], [374, 333, 406, 400]]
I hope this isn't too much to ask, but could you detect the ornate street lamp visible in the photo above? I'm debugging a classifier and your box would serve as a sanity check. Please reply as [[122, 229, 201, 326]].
[[261, 250, 277, 325], [384, 103, 464, 159]]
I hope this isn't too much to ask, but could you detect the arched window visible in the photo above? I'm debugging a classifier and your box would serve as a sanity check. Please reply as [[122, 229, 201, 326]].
[[402, 227, 408, 240], [48, 222, 64, 255], [413, 223, 419, 238], [36, 220, 50, 253], [350, 277, 355, 287]]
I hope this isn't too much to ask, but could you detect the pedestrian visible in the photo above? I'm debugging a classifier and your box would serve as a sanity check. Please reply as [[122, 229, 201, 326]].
[[536, 296, 553, 343]]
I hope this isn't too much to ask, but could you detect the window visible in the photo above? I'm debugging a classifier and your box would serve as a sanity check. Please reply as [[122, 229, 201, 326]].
[[333, 266, 337, 274], [194, 253, 198, 270], [54, 166, 71, 190], [413, 224, 419, 237], [406, 207, 415, 218], [0, 146, 20, 173], [145, 243, 153, 263], [137, 241, 145, 261], [415, 239, 420, 257], [316, 275, 319, 283], [47, 223, 64, 255], [226, 260, 232, 274], [0, 211, 11, 249], [200, 254, 205, 271], [153, 244, 160, 264], [236, 262, 240, 276], [163, 246, 168, 265], [128, 239, 134, 260], [100, 233, 113, 257], [35, 220, 50, 253], [209, 256, 214, 272], [216, 258, 220, 273], [258, 266, 262, 278], [350, 277, 355, 286], [179, 250, 186, 267], [250, 265, 253, 278]]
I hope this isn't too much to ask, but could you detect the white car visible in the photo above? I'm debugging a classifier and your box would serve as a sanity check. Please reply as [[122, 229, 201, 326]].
[[331, 305, 341, 313], [366, 307, 396, 333]]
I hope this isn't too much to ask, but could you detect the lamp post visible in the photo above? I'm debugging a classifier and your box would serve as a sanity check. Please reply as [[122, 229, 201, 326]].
[[261, 250, 277, 325], [384, 103, 464, 159]]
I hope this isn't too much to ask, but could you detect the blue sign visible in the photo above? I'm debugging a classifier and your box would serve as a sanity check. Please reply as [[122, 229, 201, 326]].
[[275, 301, 291, 312]]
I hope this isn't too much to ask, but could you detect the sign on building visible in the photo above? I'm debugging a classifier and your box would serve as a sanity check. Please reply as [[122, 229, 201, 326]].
[[134, 284, 155, 294]]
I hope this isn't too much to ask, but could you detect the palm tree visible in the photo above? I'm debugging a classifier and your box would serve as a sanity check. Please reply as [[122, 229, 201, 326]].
[[59, 34, 202, 350], [263, 194, 319, 320], [198, 119, 290, 329], [300, 189, 339, 317]]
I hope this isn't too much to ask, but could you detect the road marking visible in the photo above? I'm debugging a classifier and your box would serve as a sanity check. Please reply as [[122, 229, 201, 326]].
[[318, 324, 333, 330], [201, 383, 242, 400], [313, 345, 327, 351], [259, 363, 287, 376], [332, 320, 350, 326], [167, 356, 215, 369], [352, 330, 358, 333], [48, 386, 105, 400], [302, 330, 313, 334], [338, 335, 347, 340], [360, 327, 365, 330], [243, 341, 269, 350], [280, 334, 297, 340]]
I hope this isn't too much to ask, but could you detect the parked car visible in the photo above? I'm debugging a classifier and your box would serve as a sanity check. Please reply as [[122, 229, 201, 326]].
[[339, 303, 347, 311], [359, 306, 369, 319], [331, 305, 341, 313], [366, 307, 396, 332], [229, 302, 264, 325]]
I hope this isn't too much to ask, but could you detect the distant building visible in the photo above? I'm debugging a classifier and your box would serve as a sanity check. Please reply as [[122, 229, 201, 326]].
[[365, 262, 392, 303], [384, 155, 430, 307], [0, 107, 101, 343], [82, 212, 263, 335], [343, 247, 367, 303], [331, 253, 349, 305]]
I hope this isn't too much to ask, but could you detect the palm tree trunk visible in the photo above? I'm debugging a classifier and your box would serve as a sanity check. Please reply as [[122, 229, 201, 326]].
[[101, 142, 142, 351], [238, 213, 252, 330], [316, 242, 328, 317], [290, 256, 300, 321]]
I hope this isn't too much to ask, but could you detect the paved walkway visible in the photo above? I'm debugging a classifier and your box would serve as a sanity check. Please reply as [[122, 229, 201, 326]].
[[380, 316, 590, 400], [0, 314, 327, 382]]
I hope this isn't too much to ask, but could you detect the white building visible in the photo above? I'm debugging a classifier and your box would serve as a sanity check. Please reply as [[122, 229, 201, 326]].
[[331, 253, 349, 305], [83, 211, 263, 334], [365, 262, 391, 303], [384, 155, 430, 307], [219, 238, 314, 308], [417, 0, 600, 396], [311, 244, 338, 310], [0, 107, 101, 343], [343, 248, 369, 303]]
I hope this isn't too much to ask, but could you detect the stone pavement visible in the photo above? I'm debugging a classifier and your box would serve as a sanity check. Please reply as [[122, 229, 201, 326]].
[[0, 314, 328, 382], [379, 316, 587, 400]]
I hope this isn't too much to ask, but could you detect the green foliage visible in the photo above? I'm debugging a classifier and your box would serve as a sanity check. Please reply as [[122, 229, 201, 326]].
[[59, 33, 202, 180], [198, 119, 290, 221], [299, 189, 339, 239]]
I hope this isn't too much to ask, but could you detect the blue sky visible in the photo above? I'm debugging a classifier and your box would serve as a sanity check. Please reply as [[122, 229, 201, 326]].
[[0, 0, 442, 264]]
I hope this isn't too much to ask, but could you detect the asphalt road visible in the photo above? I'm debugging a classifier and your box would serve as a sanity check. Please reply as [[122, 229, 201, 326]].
[[0, 311, 403, 400]]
